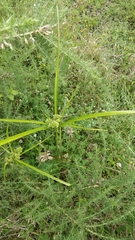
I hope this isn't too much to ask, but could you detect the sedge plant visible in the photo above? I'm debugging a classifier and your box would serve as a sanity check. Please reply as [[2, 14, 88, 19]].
[[1, 6, 135, 186]]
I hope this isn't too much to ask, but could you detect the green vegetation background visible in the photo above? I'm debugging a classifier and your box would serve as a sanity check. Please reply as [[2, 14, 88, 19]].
[[0, 0, 135, 239]]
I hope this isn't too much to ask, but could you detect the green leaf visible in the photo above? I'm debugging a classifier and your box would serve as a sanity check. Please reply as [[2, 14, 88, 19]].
[[61, 111, 135, 126], [0, 126, 49, 147], [0, 118, 46, 124], [22, 135, 53, 155], [8, 95, 14, 101], [12, 90, 18, 95], [16, 159, 71, 186]]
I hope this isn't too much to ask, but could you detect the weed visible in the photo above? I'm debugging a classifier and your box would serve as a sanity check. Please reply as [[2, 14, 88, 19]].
[[1, 5, 135, 186], [1, 1, 135, 239]]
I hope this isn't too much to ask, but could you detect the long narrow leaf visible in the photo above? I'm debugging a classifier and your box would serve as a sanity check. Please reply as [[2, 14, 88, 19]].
[[0, 118, 46, 124], [22, 135, 53, 155], [61, 111, 135, 126], [16, 159, 71, 186], [0, 126, 49, 147]]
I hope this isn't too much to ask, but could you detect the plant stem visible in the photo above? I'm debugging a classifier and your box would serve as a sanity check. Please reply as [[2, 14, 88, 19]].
[[54, 5, 60, 115], [4, 162, 8, 181], [59, 127, 62, 158], [55, 128, 59, 155]]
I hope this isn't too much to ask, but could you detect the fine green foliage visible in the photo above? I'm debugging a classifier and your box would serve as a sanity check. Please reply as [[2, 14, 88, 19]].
[[0, 5, 135, 185], [1, 0, 135, 239]]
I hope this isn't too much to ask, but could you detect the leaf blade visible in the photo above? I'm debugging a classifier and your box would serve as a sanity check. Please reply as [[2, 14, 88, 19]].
[[0, 118, 46, 124], [0, 126, 49, 147], [61, 111, 135, 126], [16, 159, 71, 186]]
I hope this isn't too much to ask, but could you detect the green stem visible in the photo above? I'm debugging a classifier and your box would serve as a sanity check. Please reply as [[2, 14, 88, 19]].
[[56, 128, 59, 155], [6, 124, 13, 152], [4, 162, 8, 181], [59, 127, 62, 159], [54, 5, 60, 115]]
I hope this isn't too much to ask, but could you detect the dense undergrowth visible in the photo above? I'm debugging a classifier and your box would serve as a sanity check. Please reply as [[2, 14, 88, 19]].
[[0, 0, 135, 239]]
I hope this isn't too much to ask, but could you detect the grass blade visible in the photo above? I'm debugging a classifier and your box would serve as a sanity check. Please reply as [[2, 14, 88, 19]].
[[21, 135, 53, 155], [0, 118, 46, 124], [0, 126, 49, 147], [61, 111, 135, 126], [16, 159, 71, 186]]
